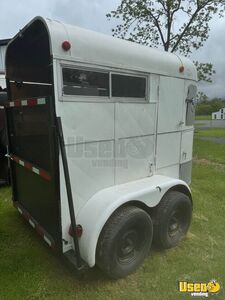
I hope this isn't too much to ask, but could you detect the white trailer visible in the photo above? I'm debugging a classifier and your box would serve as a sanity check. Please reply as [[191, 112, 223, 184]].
[[5, 17, 197, 279]]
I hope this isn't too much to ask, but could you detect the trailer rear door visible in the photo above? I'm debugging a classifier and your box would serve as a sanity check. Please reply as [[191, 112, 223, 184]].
[[6, 94, 61, 250], [5, 18, 63, 250]]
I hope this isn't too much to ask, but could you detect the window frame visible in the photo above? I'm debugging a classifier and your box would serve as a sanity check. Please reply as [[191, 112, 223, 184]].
[[59, 61, 149, 103]]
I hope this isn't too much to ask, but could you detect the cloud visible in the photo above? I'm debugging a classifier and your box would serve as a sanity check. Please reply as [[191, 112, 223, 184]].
[[193, 17, 225, 99], [0, 0, 54, 39], [0, 0, 120, 39], [51, 0, 120, 33]]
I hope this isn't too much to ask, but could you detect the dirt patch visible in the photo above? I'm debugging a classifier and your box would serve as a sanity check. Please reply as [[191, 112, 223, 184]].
[[193, 213, 208, 222]]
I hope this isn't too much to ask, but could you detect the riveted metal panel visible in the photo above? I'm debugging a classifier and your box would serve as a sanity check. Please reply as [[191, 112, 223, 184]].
[[156, 132, 181, 169], [158, 77, 185, 133]]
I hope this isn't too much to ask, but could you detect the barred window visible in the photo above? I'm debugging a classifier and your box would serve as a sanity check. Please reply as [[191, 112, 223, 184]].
[[112, 74, 146, 98]]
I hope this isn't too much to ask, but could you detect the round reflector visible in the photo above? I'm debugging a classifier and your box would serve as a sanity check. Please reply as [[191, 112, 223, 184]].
[[179, 66, 185, 73], [62, 41, 71, 51]]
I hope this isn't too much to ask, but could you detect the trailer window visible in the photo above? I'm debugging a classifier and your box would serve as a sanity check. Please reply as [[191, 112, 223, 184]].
[[62, 68, 109, 97], [112, 74, 146, 98]]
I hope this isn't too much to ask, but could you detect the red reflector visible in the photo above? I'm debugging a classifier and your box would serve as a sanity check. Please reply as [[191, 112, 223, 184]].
[[24, 161, 32, 170], [28, 98, 38, 106], [39, 170, 51, 181], [69, 224, 83, 238], [13, 156, 20, 163], [179, 66, 185, 73], [14, 100, 21, 107], [36, 224, 44, 236], [23, 210, 30, 221], [62, 41, 71, 51]]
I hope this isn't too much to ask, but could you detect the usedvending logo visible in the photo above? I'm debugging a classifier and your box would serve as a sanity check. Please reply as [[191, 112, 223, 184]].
[[179, 280, 221, 297]]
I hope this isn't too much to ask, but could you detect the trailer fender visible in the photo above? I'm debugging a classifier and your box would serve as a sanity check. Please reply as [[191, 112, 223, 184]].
[[76, 175, 191, 267]]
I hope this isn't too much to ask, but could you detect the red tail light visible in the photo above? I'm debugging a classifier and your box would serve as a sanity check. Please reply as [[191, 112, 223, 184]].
[[69, 224, 83, 238], [179, 66, 185, 73]]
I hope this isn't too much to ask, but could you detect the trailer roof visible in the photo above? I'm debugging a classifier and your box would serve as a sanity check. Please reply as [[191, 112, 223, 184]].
[[9, 17, 197, 81]]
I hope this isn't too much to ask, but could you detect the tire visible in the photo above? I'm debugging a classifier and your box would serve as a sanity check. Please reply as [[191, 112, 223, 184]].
[[96, 206, 153, 279], [153, 191, 192, 249]]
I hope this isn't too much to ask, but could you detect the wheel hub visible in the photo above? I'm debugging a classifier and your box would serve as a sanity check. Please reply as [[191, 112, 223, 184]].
[[168, 214, 181, 237], [117, 230, 138, 263]]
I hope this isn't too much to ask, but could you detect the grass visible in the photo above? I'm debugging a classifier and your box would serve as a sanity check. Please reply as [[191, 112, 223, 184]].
[[194, 128, 225, 165], [0, 128, 225, 299], [194, 138, 225, 165], [195, 115, 211, 120], [195, 128, 225, 138]]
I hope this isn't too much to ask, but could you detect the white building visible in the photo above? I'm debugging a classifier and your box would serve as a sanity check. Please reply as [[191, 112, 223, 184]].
[[212, 108, 225, 120]]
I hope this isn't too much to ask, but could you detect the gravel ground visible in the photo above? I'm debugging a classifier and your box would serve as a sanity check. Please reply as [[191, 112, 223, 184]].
[[198, 136, 225, 144]]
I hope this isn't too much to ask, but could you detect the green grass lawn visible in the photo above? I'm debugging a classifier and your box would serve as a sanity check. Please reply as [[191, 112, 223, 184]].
[[194, 138, 225, 165], [194, 128, 225, 165], [195, 128, 225, 138], [195, 115, 211, 120], [0, 129, 225, 299]]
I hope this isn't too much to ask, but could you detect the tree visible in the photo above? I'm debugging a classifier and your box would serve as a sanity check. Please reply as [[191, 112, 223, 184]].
[[106, 0, 225, 82], [196, 97, 225, 115]]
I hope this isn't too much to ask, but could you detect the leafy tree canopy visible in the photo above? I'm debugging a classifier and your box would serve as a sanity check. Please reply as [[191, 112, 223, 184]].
[[107, 0, 225, 82], [196, 97, 225, 115]]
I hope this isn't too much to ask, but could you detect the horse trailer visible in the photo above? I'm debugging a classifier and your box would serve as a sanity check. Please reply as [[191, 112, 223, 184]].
[[5, 17, 197, 279]]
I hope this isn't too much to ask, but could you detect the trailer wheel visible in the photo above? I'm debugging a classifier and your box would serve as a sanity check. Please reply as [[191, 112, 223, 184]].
[[96, 206, 153, 279], [153, 191, 192, 249]]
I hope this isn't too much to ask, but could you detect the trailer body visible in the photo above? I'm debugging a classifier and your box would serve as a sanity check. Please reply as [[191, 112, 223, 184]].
[[5, 17, 197, 277]]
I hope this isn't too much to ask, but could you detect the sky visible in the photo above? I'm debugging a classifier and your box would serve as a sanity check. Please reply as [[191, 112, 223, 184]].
[[0, 0, 224, 99]]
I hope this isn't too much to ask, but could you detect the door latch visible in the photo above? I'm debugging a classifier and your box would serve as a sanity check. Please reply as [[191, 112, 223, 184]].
[[183, 152, 187, 160]]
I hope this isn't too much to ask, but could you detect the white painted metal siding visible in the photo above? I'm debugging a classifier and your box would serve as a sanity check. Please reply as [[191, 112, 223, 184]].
[[115, 135, 155, 184], [157, 77, 185, 133], [181, 130, 194, 163], [115, 103, 155, 138], [115, 102, 156, 184], [156, 132, 181, 169], [58, 102, 114, 143]]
